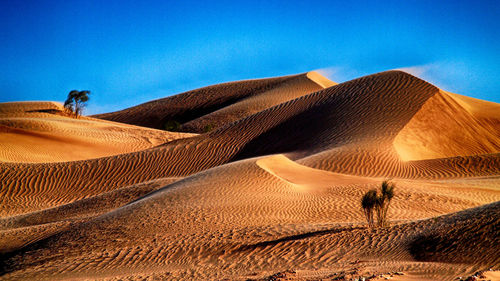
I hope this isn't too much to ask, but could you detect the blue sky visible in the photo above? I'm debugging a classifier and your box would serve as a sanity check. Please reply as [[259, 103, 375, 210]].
[[1, 0, 498, 114]]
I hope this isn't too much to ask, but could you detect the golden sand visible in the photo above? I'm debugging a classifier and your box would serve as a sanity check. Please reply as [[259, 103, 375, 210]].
[[0, 71, 498, 280]]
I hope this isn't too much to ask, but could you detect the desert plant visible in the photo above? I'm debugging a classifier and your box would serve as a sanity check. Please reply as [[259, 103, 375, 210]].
[[64, 90, 90, 118], [375, 180, 395, 227], [361, 181, 395, 227], [163, 120, 181, 131], [361, 189, 377, 227], [203, 123, 215, 133]]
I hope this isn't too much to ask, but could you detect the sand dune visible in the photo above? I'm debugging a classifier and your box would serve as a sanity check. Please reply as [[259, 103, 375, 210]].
[[0, 177, 179, 254], [0, 155, 498, 280], [94, 72, 333, 132], [1, 71, 499, 216], [0, 101, 194, 163], [0, 70, 499, 280], [181, 71, 335, 132], [393, 90, 500, 161]]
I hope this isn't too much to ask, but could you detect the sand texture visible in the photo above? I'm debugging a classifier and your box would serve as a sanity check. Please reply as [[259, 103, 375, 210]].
[[0, 101, 194, 163], [0, 70, 499, 280], [93, 72, 334, 133]]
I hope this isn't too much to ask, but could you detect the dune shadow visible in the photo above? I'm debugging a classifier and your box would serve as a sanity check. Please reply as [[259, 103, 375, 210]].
[[235, 226, 364, 252]]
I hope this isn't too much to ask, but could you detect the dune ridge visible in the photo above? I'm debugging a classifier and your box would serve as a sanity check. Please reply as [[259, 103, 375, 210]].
[[393, 90, 500, 161], [181, 71, 335, 132], [95, 72, 335, 133], [1, 71, 499, 216], [1, 154, 498, 280], [0, 70, 499, 280], [93, 74, 315, 132], [0, 101, 194, 163]]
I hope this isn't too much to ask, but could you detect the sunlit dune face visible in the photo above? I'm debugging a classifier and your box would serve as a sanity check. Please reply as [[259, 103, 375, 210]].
[[1, 71, 499, 281], [393, 90, 500, 161], [0, 101, 195, 163]]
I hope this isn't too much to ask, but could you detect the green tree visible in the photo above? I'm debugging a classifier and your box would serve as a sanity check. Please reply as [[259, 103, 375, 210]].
[[64, 90, 90, 118]]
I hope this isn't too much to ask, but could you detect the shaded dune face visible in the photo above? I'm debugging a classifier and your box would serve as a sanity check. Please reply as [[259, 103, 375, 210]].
[[93, 74, 304, 132], [1, 71, 499, 216], [408, 201, 500, 265], [1, 70, 500, 280], [229, 71, 439, 159], [180, 72, 333, 132], [94, 72, 335, 133]]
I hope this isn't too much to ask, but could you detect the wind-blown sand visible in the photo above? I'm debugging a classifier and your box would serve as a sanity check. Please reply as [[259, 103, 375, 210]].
[[0, 70, 498, 280]]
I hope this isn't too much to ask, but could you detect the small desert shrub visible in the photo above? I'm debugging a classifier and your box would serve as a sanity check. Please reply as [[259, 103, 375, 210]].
[[361, 189, 377, 227], [361, 181, 395, 227], [203, 123, 215, 133], [163, 120, 181, 132], [376, 180, 395, 227]]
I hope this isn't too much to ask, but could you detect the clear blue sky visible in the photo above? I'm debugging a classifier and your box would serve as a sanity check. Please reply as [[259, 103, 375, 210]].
[[1, 0, 499, 114]]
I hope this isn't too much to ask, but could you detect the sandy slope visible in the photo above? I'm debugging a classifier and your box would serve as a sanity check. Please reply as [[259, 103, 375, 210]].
[[0, 155, 498, 280], [0, 177, 179, 254], [393, 90, 500, 161], [0, 101, 194, 163], [181, 71, 336, 132], [0, 70, 499, 280], [94, 72, 334, 133], [93, 74, 298, 131], [1, 71, 499, 216]]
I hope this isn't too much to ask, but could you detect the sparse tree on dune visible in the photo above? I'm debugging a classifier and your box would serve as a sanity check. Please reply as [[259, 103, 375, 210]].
[[64, 90, 90, 118]]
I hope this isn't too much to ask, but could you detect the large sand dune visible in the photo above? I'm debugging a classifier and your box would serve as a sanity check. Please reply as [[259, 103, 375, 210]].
[[0, 101, 194, 163], [2, 71, 498, 216], [0, 70, 499, 280], [93, 72, 334, 132], [1, 155, 498, 280]]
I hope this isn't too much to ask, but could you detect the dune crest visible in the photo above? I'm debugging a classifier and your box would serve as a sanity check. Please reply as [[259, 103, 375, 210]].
[[0, 70, 499, 280], [306, 70, 337, 88], [0, 101, 194, 163], [393, 90, 500, 161], [256, 154, 370, 187], [95, 72, 335, 133]]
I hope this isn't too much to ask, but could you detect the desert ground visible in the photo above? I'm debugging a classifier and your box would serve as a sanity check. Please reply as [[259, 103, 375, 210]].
[[0, 70, 498, 280]]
